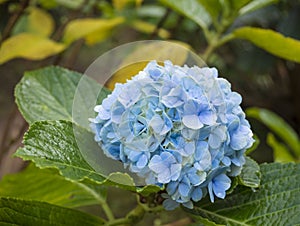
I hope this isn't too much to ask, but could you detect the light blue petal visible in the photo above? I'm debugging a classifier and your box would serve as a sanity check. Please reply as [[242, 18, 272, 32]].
[[157, 169, 171, 183], [136, 154, 148, 169], [213, 174, 231, 194], [149, 114, 164, 134], [191, 187, 203, 202], [208, 181, 214, 202], [182, 114, 203, 129], [208, 133, 222, 149], [222, 156, 231, 166], [179, 183, 190, 197], [166, 181, 178, 195], [170, 164, 181, 181], [199, 110, 217, 125]]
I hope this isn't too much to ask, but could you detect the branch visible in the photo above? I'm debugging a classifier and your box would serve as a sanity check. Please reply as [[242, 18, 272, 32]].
[[1, 0, 30, 42]]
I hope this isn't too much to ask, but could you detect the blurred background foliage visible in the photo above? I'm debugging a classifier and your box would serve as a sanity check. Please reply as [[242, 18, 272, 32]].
[[0, 0, 299, 209]]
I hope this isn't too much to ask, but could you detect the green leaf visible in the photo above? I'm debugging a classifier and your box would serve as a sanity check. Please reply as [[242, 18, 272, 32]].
[[160, 0, 211, 29], [0, 164, 105, 208], [267, 133, 296, 163], [234, 27, 300, 63], [63, 17, 124, 45], [15, 66, 110, 127], [15, 66, 80, 123], [15, 120, 161, 196], [55, 0, 84, 9], [239, 0, 278, 16], [229, 0, 252, 11], [246, 107, 300, 156], [238, 156, 261, 188], [136, 5, 166, 18], [197, 0, 222, 21], [0, 197, 105, 225], [37, 0, 57, 9], [16, 120, 106, 183], [0, 33, 65, 64], [191, 216, 225, 226], [185, 162, 300, 225]]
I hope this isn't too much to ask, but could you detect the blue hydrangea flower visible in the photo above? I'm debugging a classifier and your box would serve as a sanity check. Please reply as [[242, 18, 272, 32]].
[[90, 60, 254, 210]]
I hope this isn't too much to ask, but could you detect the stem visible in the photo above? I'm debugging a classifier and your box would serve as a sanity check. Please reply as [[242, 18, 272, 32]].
[[202, 33, 235, 62], [76, 183, 115, 221], [105, 218, 131, 226], [105, 204, 145, 226], [1, 0, 30, 42]]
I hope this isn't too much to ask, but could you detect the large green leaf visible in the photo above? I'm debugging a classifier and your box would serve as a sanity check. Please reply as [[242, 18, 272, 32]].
[[15, 66, 80, 123], [160, 0, 211, 29], [16, 120, 106, 183], [0, 164, 105, 208], [246, 107, 300, 157], [234, 27, 300, 63], [0, 33, 65, 64], [0, 197, 105, 225], [185, 162, 300, 225], [15, 120, 161, 196], [15, 66, 110, 126]]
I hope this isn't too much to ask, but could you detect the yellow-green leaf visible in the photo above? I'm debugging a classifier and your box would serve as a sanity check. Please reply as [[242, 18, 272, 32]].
[[267, 133, 296, 163], [234, 27, 300, 63], [130, 20, 170, 39], [27, 7, 54, 37], [0, 33, 65, 64], [63, 17, 124, 45], [105, 41, 192, 90], [112, 0, 142, 10]]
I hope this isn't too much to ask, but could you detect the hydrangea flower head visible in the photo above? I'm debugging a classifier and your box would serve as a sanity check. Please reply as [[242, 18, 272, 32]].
[[90, 60, 254, 210]]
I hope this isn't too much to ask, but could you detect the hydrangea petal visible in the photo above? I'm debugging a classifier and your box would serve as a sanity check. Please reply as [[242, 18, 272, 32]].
[[182, 115, 203, 129]]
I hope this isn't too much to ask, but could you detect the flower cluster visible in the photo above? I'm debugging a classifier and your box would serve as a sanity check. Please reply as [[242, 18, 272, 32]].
[[90, 61, 254, 210]]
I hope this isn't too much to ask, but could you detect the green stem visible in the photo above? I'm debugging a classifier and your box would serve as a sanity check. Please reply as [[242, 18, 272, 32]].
[[106, 204, 145, 226], [105, 217, 131, 226], [202, 33, 235, 62], [76, 183, 115, 221]]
